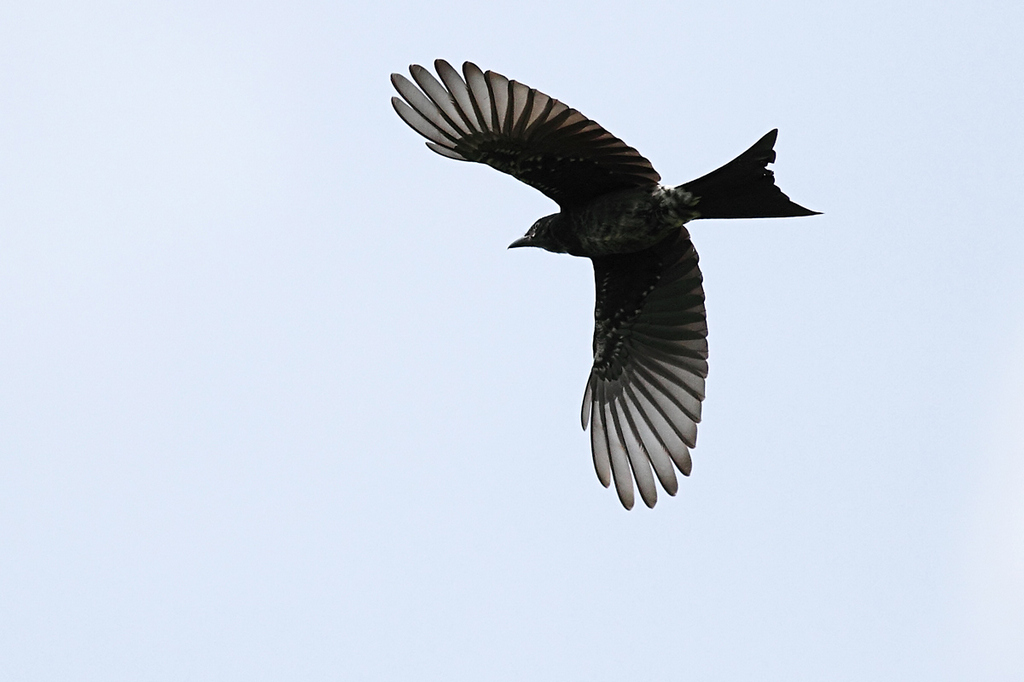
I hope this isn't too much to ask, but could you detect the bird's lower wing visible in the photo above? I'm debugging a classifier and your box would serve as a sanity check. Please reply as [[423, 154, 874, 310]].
[[582, 229, 708, 509]]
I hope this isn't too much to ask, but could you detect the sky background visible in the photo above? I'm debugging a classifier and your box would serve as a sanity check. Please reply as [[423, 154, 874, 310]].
[[2, 1, 1023, 680]]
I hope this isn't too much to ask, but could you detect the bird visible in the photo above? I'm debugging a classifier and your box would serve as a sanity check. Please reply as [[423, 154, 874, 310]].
[[391, 60, 818, 509]]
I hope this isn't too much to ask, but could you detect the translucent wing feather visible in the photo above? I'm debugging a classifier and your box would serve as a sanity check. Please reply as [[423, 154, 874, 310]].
[[582, 228, 707, 508], [391, 60, 661, 207]]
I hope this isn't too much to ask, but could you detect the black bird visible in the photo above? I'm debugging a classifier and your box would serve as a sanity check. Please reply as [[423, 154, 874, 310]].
[[391, 60, 818, 509]]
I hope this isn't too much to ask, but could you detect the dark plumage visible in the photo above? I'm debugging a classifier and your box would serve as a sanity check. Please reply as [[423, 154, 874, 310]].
[[391, 60, 818, 509]]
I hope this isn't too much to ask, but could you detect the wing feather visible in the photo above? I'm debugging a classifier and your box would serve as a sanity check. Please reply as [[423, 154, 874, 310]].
[[462, 62, 495, 131], [485, 70, 512, 134], [391, 97, 456, 149], [410, 65, 472, 136], [425, 142, 468, 161], [581, 374, 594, 430], [434, 60, 480, 132], [391, 60, 661, 206], [589, 378, 611, 488], [621, 386, 678, 496], [613, 395, 658, 508], [602, 391, 635, 510], [583, 228, 707, 507], [391, 77, 462, 143]]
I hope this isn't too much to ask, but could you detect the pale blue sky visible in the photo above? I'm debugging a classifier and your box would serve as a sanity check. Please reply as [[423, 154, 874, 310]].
[[2, 1, 1022, 680]]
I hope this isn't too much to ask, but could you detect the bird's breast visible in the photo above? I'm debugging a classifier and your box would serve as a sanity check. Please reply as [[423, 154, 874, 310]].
[[565, 186, 699, 257]]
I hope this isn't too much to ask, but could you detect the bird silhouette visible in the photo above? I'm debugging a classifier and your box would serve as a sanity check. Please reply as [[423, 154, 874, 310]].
[[391, 60, 818, 509]]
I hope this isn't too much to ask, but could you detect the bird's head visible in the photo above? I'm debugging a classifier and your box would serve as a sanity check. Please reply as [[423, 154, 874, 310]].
[[508, 214, 567, 253]]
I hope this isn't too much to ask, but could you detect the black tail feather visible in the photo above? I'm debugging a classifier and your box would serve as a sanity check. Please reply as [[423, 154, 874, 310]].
[[681, 129, 819, 219]]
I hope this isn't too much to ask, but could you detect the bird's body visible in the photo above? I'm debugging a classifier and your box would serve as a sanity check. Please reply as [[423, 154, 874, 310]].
[[391, 60, 818, 509], [529, 185, 699, 257]]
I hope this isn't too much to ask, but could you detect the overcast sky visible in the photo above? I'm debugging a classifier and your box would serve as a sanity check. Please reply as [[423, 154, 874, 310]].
[[2, 1, 1023, 680]]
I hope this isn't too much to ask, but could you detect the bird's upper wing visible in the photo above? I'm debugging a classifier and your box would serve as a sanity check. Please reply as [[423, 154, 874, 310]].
[[582, 228, 708, 509], [391, 60, 661, 207]]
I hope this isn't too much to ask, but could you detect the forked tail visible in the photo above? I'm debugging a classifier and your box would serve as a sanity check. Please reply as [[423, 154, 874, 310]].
[[682, 129, 819, 219]]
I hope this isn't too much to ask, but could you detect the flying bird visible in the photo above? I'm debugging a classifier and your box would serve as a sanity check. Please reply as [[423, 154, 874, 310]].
[[391, 60, 818, 509]]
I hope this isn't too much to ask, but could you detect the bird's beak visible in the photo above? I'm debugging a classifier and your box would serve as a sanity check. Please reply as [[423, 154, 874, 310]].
[[508, 236, 532, 249]]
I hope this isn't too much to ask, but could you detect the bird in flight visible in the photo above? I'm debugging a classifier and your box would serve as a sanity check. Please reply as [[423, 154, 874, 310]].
[[391, 60, 818, 509]]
